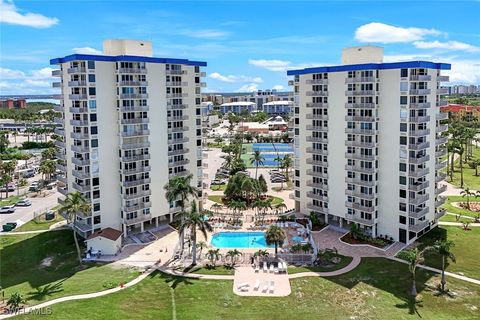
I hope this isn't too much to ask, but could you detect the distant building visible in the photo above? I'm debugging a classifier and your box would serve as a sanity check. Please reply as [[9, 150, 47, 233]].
[[441, 104, 480, 122], [219, 101, 257, 114], [203, 90, 292, 109], [0, 98, 27, 109], [261, 101, 293, 116]]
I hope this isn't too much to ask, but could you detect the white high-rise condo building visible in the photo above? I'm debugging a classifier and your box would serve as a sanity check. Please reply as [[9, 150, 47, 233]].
[[288, 46, 450, 244], [52, 39, 207, 238]]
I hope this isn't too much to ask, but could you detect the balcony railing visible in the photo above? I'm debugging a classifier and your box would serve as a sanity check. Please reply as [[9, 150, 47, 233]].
[[123, 190, 152, 200], [70, 119, 88, 126], [122, 166, 151, 174], [67, 67, 86, 74], [435, 196, 446, 207], [52, 82, 62, 88], [345, 115, 377, 122], [52, 70, 61, 77], [436, 136, 448, 146], [72, 170, 90, 179], [436, 160, 448, 170], [72, 182, 91, 192], [345, 128, 377, 135], [436, 124, 448, 133], [345, 90, 375, 96], [306, 114, 329, 120], [409, 181, 429, 191], [68, 81, 87, 87], [410, 129, 431, 137], [306, 79, 329, 84], [306, 159, 328, 167], [409, 221, 429, 233], [436, 172, 447, 183], [70, 107, 88, 113], [408, 207, 429, 219], [71, 132, 89, 140], [344, 177, 376, 187], [436, 112, 448, 121], [409, 194, 429, 205], [306, 191, 328, 202], [119, 93, 149, 99], [306, 125, 328, 132], [409, 75, 432, 81], [409, 154, 430, 164], [306, 136, 328, 143], [121, 154, 151, 162], [344, 164, 375, 174], [436, 184, 447, 195], [118, 81, 148, 86], [166, 93, 188, 98], [345, 140, 375, 148], [409, 116, 431, 123], [306, 181, 328, 190], [408, 167, 430, 178], [437, 88, 449, 95], [122, 178, 152, 188], [120, 105, 149, 112], [166, 104, 188, 110], [120, 130, 150, 137], [349, 215, 375, 226], [409, 102, 430, 109], [408, 141, 430, 150], [435, 148, 447, 158], [345, 102, 376, 109], [72, 157, 90, 166], [165, 69, 186, 75], [306, 169, 328, 179], [117, 68, 147, 74], [121, 141, 150, 150], [437, 76, 449, 82], [123, 213, 152, 225], [71, 144, 89, 153], [435, 208, 446, 219], [120, 118, 149, 125], [168, 148, 190, 156], [345, 77, 375, 83], [345, 201, 376, 213], [345, 189, 375, 200], [69, 94, 88, 100], [167, 126, 189, 133], [306, 91, 328, 96], [306, 102, 328, 108], [169, 159, 190, 166], [306, 147, 328, 155], [306, 203, 329, 214], [167, 115, 189, 121], [123, 203, 152, 214], [346, 152, 376, 161]]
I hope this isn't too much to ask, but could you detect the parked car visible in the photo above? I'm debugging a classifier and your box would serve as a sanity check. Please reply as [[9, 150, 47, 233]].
[[28, 186, 39, 192], [0, 205, 16, 214], [16, 199, 32, 207], [0, 185, 15, 192], [211, 180, 223, 185], [2, 222, 17, 232]]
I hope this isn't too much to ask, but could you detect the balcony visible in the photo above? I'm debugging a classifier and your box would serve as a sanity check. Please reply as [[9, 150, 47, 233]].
[[345, 189, 375, 200], [345, 140, 375, 148], [121, 154, 151, 162], [123, 189, 152, 200], [306, 203, 329, 214], [166, 104, 188, 110], [122, 178, 152, 188], [436, 184, 447, 195], [120, 129, 150, 137], [345, 164, 375, 174], [436, 148, 447, 158], [168, 137, 189, 144], [436, 112, 448, 121], [72, 170, 90, 179], [435, 208, 446, 219], [119, 93, 148, 99], [438, 76, 450, 82], [344, 177, 376, 187], [306, 114, 329, 120], [409, 115, 430, 123], [437, 88, 449, 95], [345, 115, 377, 122], [54, 117, 64, 126], [306, 169, 328, 179], [306, 91, 328, 96], [57, 175, 67, 184], [409, 154, 430, 164], [410, 129, 430, 137], [72, 182, 91, 192], [120, 105, 149, 112], [409, 102, 430, 109], [435, 196, 446, 207], [306, 181, 328, 190], [346, 152, 376, 161], [409, 221, 429, 233], [345, 77, 375, 83], [306, 102, 329, 108], [306, 79, 329, 84], [123, 213, 152, 225], [409, 194, 429, 205], [436, 136, 448, 146], [408, 207, 429, 219], [166, 93, 188, 98], [409, 181, 429, 191], [72, 157, 90, 166], [54, 105, 64, 112], [345, 128, 377, 135], [306, 159, 328, 167], [70, 119, 88, 126], [121, 141, 150, 150], [55, 151, 66, 160], [71, 144, 89, 153], [436, 124, 448, 133], [169, 159, 190, 166], [346, 201, 376, 213], [52, 69, 61, 77], [123, 203, 152, 214], [52, 82, 62, 88], [349, 215, 375, 226], [165, 69, 186, 75], [437, 100, 448, 107], [122, 166, 151, 174], [54, 140, 66, 149], [306, 147, 328, 156], [55, 162, 66, 172], [436, 160, 448, 170], [67, 67, 86, 74], [120, 118, 149, 125], [306, 136, 328, 143], [54, 128, 65, 136], [345, 90, 375, 96], [167, 126, 189, 133], [70, 132, 89, 140], [118, 81, 148, 86], [288, 80, 294, 86], [58, 187, 69, 196], [117, 68, 147, 74], [306, 191, 328, 202], [169, 170, 190, 178], [436, 172, 447, 183], [168, 148, 190, 156], [165, 81, 188, 87], [69, 94, 88, 100], [410, 89, 431, 95], [167, 115, 189, 121], [410, 75, 432, 81], [409, 167, 430, 178], [70, 107, 88, 113], [68, 81, 87, 87], [345, 102, 376, 109], [408, 141, 430, 150]]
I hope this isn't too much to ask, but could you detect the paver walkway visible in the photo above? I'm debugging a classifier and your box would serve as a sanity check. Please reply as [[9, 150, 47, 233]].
[[439, 221, 480, 227]]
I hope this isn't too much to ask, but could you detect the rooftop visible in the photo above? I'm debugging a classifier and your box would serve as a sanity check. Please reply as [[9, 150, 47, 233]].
[[220, 101, 257, 107], [86, 227, 123, 241]]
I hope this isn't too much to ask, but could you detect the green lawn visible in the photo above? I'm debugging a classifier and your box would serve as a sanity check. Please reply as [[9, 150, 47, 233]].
[[0, 195, 22, 206], [412, 226, 480, 280], [207, 195, 284, 206], [14, 258, 480, 319], [14, 213, 65, 232], [287, 254, 353, 274], [183, 265, 235, 275], [0, 230, 139, 306], [440, 196, 479, 222], [448, 146, 480, 189], [210, 184, 227, 191]]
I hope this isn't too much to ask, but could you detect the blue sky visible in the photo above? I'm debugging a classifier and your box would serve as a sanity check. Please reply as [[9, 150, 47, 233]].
[[1, 0, 479, 95]]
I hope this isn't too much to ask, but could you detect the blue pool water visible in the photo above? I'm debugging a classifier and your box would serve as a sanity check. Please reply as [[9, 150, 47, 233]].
[[252, 143, 294, 153], [292, 236, 304, 243], [211, 232, 274, 249]]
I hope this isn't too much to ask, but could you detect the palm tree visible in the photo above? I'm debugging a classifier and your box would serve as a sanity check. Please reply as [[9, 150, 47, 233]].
[[6, 292, 25, 313], [454, 144, 465, 187], [39, 159, 56, 181], [461, 187, 475, 210], [211, 203, 223, 216], [178, 201, 213, 265], [226, 249, 241, 267], [197, 241, 207, 256], [430, 240, 456, 292], [281, 154, 293, 181], [250, 150, 265, 179], [403, 248, 426, 297], [58, 192, 91, 265], [468, 158, 480, 176], [0, 160, 17, 198], [253, 249, 269, 264], [274, 203, 287, 215], [265, 225, 286, 256], [164, 174, 200, 254], [206, 248, 220, 267]]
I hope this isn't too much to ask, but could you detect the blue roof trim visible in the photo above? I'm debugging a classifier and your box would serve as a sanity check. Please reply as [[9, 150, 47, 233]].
[[286, 61, 451, 75], [50, 54, 207, 67]]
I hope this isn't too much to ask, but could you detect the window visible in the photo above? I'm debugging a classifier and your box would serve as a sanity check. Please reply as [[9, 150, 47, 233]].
[[88, 100, 96, 110], [90, 126, 98, 135], [400, 136, 407, 145], [399, 216, 406, 224], [90, 114, 97, 122], [400, 68, 408, 78], [88, 74, 96, 83], [88, 87, 96, 96], [399, 176, 406, 185], [399, 189, 406, 198], [92, 177, 99, 186], [91, 139, 98, 148], [400, 96, 408, 105], [400, 123, 407, 132], [400, 82, 408, 92], [87, 61, 95, 69], [93, 203, 100, 212], [399, 163, 406, 172]]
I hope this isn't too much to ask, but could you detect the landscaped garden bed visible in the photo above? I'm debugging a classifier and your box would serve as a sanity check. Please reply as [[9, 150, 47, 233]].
[[341, 232, 392, 249]]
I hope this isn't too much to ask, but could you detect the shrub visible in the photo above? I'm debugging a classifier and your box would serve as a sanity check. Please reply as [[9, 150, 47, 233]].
[[21, 141, 54, 149]]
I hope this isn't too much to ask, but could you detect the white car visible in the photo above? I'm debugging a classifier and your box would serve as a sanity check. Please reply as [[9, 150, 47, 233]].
[[16, 199, 32, 207], [0, 205, 16, 214]]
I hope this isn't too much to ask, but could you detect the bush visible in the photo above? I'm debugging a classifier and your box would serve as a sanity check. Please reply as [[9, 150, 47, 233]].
[[21, 141, 54, 149]]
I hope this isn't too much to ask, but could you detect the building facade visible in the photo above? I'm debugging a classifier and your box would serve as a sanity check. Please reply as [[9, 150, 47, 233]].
[[261, 101, 293, 116], [219, 101, 257, 114], [52, 39, 206, 238], [289, 46, 450, 244], [0, 98, 27, 109]]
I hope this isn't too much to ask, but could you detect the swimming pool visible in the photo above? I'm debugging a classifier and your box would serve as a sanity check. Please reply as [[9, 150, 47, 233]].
[[210, 232, 274, 249], [291, 236, 304, 243]]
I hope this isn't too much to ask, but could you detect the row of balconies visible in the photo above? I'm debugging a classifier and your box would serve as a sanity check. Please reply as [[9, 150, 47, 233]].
[[123, 202, 152, 214], [345, 189, 376, 200], [306, 180, 329, 190], [345, 201, 376, 213], [345, 152, 376, 161], [344, 177, 376, 187], [123, 213, 152, 225], [122, 177, 152, 188], [123, 189, 151, 200], [345, 102, 376, 109], [344, 164, 375, 174], [306, 191, 328, 202]]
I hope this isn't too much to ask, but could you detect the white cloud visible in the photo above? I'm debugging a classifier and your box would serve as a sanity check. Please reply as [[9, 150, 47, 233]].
[[272, 85, 286, 91], [179, 29, 230, 39], [355, 22, 442, 43], [0, 67, 25, 79], [209, 72, 262, 83], [30, 67, 55, 79], [236, 83, 259, 92], [0, 0, 58, 28], [73, 47, 102, 55], [413, 40, 480, 53], [248, 59, 321, 72], [0, 66, 56, 94]]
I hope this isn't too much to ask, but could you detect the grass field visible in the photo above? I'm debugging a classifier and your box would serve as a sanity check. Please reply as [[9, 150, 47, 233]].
[[14, 258, 480, 319], [448, 147, 480, 190], [210, 184, 227, 191], [0, 230, 139, 306], [287, 254, 353, 274], [183, 265, 235, 275], [412, 226, 480, 280], [14, 213, 65, 232], [0, 195, 22, 206]]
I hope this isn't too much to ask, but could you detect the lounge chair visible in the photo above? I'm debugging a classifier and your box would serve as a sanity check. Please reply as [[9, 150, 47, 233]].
[[282, 262, 288, 273], [274, 265, 279, 274], [277, 262, 284, 273], [237, 282, 249, 291], [262, 282, 268, 293], [254, 279, 260, 291], [263, 262, 267, 273], [255, 264, 260, 273], [269, 264, 274, 273], [269, 281, 275, 293]]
